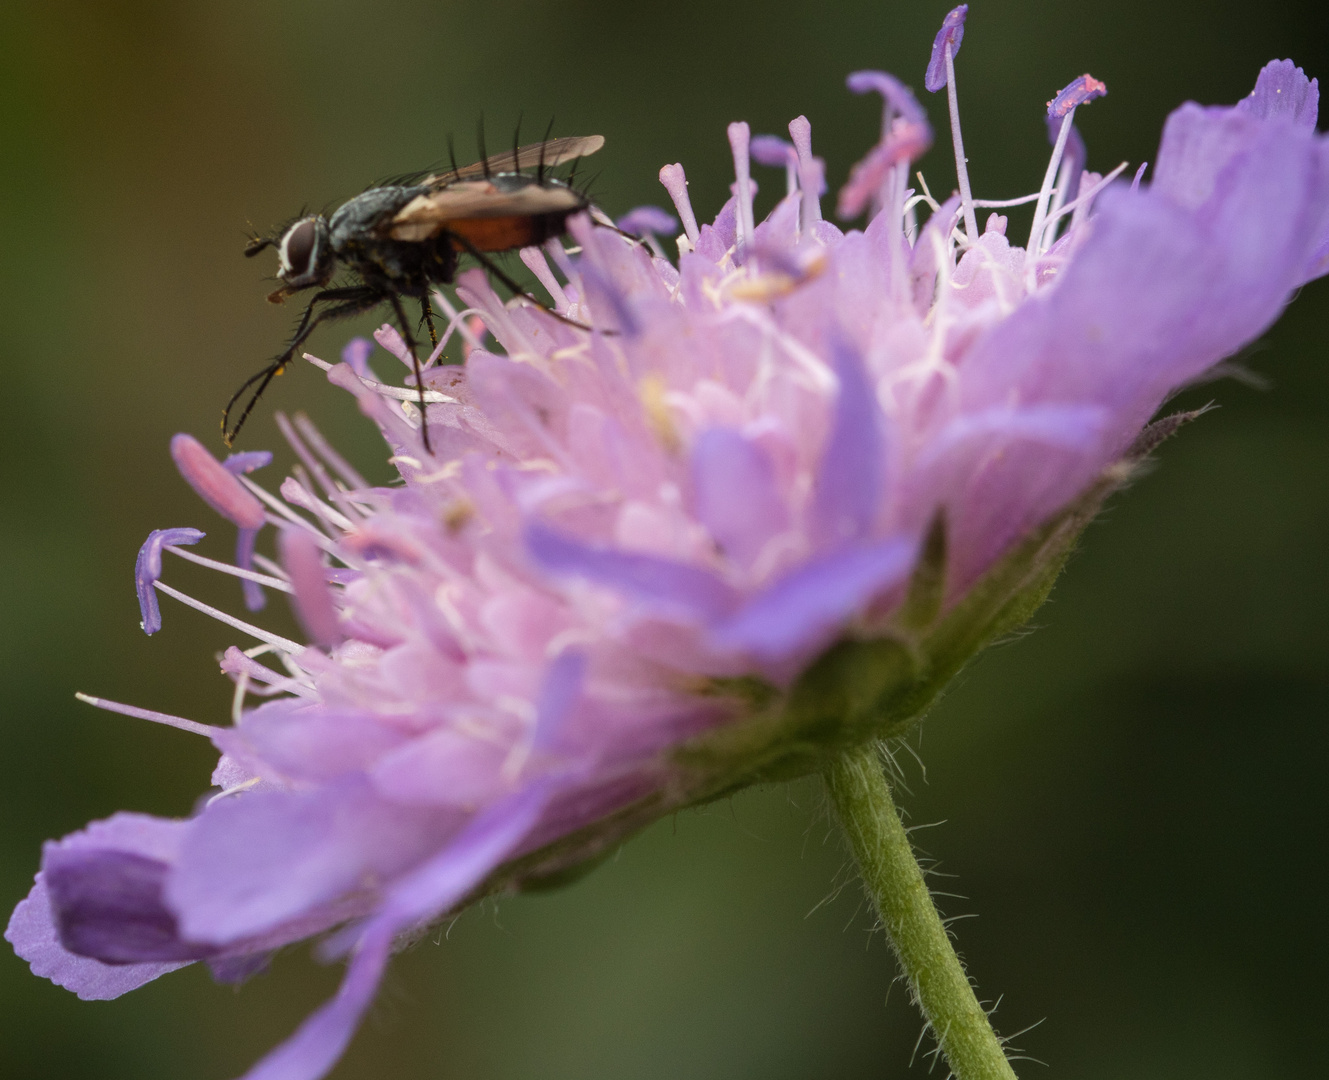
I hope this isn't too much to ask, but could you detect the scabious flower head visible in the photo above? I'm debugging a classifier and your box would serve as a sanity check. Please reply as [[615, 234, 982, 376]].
[[9, 11, 1327, 1079]]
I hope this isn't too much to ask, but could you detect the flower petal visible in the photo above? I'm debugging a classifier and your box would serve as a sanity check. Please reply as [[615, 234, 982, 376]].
[[711, 538, 915, 663], [526, 521, 741, 623], [690, 428, 790, 569], [167, 776, 458, 945], [810, 343, 885, 549], [236, 777, 562, 1080]]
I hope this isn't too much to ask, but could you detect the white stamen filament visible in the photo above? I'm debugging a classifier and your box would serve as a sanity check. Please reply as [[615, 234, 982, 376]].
[[301, 353, 456, 403], [1028, 104, 1078, 256], [728, 122, 756, 262], [944, 43, 980, 242], [207, 777, 262, 805], [914, 171, 942, 212], [164, 544, 292, 591], [294, 413, 370, 491], [277, 414, 362, 521], [889, 162, 908, 298], [236, 475, 349, 560], [75, 692, 218, 736], [1047, 148, 1076, 228], [971, 191, 1045, 209], [252, 553, 287, 579], [1037, 161, 1130, 245], [714, 306, 836, 392], [153, 580, 304, 653], [285, 471, 357, 533], [430, 291, 488, 353], [227, 649, 317, 707]]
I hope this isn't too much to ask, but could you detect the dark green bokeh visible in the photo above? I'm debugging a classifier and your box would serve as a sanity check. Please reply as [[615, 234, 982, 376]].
[[1, 1, 1326, 1076]]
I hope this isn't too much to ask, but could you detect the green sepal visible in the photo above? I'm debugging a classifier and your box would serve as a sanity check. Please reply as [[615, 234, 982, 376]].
[[673, 409, 1207, 804]]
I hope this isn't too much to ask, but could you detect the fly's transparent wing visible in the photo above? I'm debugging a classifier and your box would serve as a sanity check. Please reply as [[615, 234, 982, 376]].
[[428, 135, 605, 185]]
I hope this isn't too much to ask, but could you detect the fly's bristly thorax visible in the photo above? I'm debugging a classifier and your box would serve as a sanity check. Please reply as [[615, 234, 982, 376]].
[[10, 10, 1329, 1080]]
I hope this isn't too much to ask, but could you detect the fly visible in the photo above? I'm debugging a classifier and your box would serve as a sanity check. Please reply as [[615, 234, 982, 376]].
[[225, 132, 605, 450]]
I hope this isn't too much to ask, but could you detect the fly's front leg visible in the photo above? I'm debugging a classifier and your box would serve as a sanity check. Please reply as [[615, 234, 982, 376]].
[[223, 286, 381, 445]]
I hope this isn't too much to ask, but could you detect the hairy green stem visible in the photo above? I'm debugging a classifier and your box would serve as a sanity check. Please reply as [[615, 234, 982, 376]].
[[825, 744, 1017, 1080]]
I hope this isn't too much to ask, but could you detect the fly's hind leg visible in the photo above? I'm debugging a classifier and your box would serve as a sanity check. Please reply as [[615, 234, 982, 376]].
[[420, 296, 439, 352], [390, 293, 434, 455], [451, 233, 608, 334]]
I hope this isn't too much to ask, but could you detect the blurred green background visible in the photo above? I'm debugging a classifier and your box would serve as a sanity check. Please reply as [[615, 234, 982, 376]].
[[1, 0, 1326, 1077]]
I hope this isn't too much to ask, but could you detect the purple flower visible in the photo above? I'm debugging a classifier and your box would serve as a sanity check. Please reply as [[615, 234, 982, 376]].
[[8, 23, 1326, 1080]]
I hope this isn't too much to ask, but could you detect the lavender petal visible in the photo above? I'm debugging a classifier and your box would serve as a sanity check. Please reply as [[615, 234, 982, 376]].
[[810, 342, 884, 549], [167, 776, 456, 945], [711, 538, 916, 662], [237, 778, 561, 1080], [1236, 58, 1319, 127], [5, 878, 190, 1000], [526, 522, 741, 623], [44, 848, 210, 963], [690, 427, 790, 568]]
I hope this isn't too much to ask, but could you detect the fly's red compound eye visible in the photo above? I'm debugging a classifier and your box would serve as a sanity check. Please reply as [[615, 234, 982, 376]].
[[278, 218, 320, 282]]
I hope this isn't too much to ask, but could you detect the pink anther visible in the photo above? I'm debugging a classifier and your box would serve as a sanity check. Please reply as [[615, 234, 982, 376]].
[[170, 434, 265, 530], [1047, 74, 1108, 119]]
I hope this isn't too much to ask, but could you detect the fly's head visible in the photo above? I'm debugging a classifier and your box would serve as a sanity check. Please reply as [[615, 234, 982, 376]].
[[246, 215, 335, 303]]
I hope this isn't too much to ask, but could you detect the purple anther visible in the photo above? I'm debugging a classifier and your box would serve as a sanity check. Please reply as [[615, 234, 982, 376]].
[[925, 5, 968, 93], [221, 450, 272, 476], [750, 135, 794, 167], [847, 70, 927, 126], [170, 434, 265, 531], [1047, 74, 1107, 119], [751, 136, 797, 197], [658, 163, 700, 243], [135, 527, 205, 634], [615, 205, 679, 237], [341, 337, 375, 378], [235, 527, 266, 613], [279, 527, 343, 649]]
